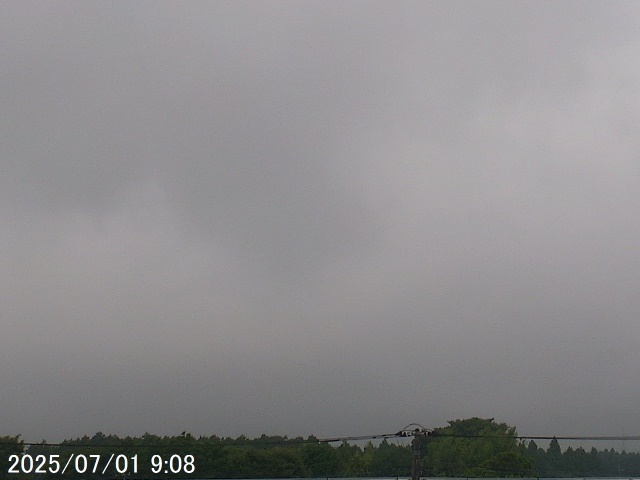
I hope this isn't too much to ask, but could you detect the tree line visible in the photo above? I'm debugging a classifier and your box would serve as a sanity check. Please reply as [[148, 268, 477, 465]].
[[2, 418, 640, 479]]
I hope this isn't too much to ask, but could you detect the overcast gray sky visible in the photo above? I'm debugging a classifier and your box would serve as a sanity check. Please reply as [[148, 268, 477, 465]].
[[2, 1, 640, 445]]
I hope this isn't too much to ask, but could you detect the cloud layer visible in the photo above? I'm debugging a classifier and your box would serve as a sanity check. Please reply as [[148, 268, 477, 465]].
[[2, 1, 640, 444]]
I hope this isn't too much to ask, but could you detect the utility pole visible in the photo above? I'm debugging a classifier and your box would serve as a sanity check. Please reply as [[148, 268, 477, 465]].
[[411, 431, 421, 480], [397, 424, 430, 480]]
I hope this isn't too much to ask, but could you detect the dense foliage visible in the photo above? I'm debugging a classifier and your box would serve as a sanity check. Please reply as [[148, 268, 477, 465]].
[[0, 436, 24, 479], [3, 418, 640, 479], [423, 418, 533, 477]]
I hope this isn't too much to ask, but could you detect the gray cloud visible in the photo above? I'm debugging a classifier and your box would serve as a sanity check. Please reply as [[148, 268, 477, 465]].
[[2, 1, 640, 445]]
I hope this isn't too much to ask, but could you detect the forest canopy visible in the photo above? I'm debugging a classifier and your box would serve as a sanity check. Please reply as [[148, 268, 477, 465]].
[[3, 418, 640, 479]]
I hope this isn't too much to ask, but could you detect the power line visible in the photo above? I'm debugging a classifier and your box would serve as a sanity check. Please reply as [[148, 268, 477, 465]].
[[3, 429, 640, 449]]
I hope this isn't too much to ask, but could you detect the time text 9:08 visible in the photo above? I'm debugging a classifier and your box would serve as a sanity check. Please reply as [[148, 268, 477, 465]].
[[7, 453, 195, 475]]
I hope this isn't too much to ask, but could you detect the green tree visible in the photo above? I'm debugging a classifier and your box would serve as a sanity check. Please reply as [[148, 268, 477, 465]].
[[335, 441, 366, 476], [0, 436, 24, 480], [301, 439, 339, 477], [424, 417, 532, 477]]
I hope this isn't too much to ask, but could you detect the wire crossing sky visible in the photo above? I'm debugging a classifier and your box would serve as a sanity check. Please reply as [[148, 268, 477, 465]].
[[5, 431, 640, 449], [2, 1, 640, 443]]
